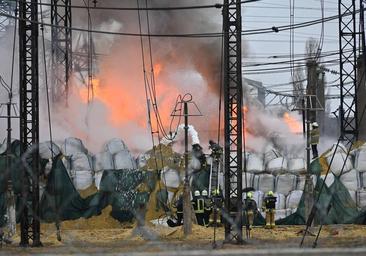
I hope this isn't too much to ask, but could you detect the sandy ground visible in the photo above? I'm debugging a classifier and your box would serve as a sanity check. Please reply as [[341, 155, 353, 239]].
[[1, 223, 366, 254]]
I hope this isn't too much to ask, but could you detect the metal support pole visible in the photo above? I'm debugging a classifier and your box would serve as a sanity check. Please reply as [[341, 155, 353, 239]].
[[183, 101, 193, 236], [304, 106, 314, 224], [19, 0, 41, 247]]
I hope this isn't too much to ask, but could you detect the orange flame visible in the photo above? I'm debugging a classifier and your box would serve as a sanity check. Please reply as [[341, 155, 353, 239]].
[[283, 112, 302, 133]]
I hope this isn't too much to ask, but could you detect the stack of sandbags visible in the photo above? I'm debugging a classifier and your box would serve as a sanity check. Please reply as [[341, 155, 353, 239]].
[[324, 143, 353, 176], [288, 158, 306, 175], [356, 189, 366, 208], [275, 173, 297, 196], [104, 139, 136, 170], [61, 137, 87, 156], [253, 174, 275, 193], [267, 157, 288, 176], [93, 151, 114, 189], [296, 175, 317, 190], [70, 152, 94, 190], [286, 190, 303, 210], [246, 153, 264, 174]]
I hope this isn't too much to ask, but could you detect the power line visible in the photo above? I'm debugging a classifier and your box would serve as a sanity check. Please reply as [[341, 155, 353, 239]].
[[6, 0, 260, 11], [0, 8, 356, 38]]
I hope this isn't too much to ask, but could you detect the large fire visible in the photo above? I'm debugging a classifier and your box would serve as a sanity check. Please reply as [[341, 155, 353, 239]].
[[283, 112, 302, 134]]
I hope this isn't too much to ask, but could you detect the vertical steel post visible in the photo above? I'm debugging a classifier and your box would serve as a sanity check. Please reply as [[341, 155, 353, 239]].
[[19, 0, 41, 247], [223, 0, 243, 243]]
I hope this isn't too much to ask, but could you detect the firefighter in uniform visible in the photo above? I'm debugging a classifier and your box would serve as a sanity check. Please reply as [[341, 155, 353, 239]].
[[310, 122, 320, 159], [192, 190, 205, 225], [263, 191, 277, 229], [202, 190, 212, 227], [244, 191, 258, 229]]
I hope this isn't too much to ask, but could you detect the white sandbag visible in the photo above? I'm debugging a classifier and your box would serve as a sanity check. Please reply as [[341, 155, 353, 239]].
[[253, 190, 264, 209], [356, 189, 366, 208], [61, 137, 87, 156], [113, 150, 136, 170], [288, 158, 306, 174], [246, 154, 264, 174], [355, 149, 366, 172], [340, 169, 360, 191], [275, 174, 297, 196], [39, 141, 61, 159], [327, 152, 353, 176], [94, 171, 104, 189], [94, 151, 114, 171], [320, 173, 335, 188], [264, 144, 281, 164], [161, 168, 181, 189], [71, 152, 93, 172], [348, 190, 357, 204], [104, 138, 127, 155], [296, 175, 317, 190], [275, 209, 287, 221], [286, 190, 303, 209], [324, 143, 348, 157], [267, 157, 288, 175], [74, 170, 93, 190], [242, 172, 254, 189], [253, 174, 275, 193], [274, 193, 286, 210]]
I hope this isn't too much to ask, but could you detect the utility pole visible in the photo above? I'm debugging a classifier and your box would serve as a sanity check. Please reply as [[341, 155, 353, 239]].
[[18, 0, 41, 247], [171, 94, 202, 236], [223, 0, 243, 243], [183, 100, 192, 235]]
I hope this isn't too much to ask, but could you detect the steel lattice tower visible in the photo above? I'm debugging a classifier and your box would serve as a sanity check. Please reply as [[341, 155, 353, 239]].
[[338, 0, 359, 144], [51, 0, 72, 103], [223, 0, 243, 243], [18, 0, 41, 247]]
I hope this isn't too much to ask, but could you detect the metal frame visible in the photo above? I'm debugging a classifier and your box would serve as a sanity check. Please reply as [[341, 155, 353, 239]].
[[18, 0, 41, 247], [223, 0, 243, 243], [51, 0, 72, 104], [338, 0, 359, 144]]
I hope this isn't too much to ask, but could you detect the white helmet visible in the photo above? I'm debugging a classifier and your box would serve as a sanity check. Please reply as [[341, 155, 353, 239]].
[[194, 190, 200, 197], [202, 190, 208, 196], [312, 122, 319, 127]]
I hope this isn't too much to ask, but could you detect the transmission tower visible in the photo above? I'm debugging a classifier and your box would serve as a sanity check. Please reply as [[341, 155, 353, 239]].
[[223, 0, 243, 243], [51, 0, 72, 104], [338, 0, 359, 144], [0, 0, 15, 39], [18, 0, 41, 247]]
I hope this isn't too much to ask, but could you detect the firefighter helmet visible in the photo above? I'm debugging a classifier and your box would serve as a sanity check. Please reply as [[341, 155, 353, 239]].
[[247, 191, 253, 199], [312, 122, 319, 128], [202, 190, 208, 196], [194, 190, 201, 197], [267, 191, 274, 196]]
